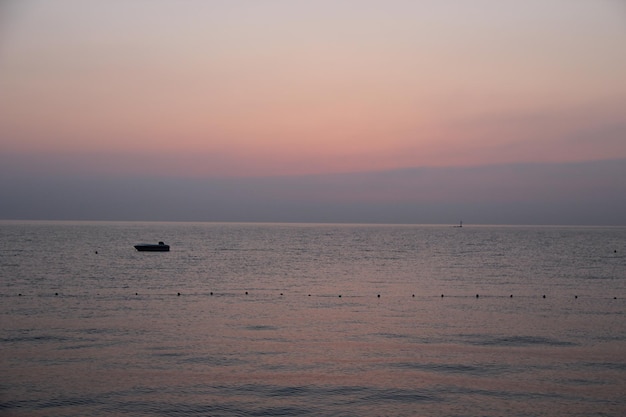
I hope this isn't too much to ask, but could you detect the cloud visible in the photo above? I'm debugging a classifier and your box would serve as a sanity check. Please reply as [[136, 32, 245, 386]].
[[1, 158, 624, 225]]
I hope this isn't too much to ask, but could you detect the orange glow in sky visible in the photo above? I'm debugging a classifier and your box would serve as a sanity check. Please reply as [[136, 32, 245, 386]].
[[1, 0, 625, 178]]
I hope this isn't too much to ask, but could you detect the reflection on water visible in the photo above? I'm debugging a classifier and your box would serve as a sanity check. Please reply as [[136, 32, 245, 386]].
[[1, 222, 625, 416]]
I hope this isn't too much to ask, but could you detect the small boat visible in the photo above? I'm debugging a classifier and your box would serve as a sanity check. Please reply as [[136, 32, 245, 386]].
[[134, 241, 170, 252], [453, 221, 463, 228]]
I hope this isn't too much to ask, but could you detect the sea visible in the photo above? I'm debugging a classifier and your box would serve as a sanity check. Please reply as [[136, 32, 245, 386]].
[[1, 221, 625, 417]]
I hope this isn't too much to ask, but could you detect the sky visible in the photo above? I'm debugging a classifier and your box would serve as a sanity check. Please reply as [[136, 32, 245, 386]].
[[1, 0, 625, 224]]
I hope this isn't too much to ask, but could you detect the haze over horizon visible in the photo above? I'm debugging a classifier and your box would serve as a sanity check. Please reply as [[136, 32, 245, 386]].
[[1, 1, 625, 225]]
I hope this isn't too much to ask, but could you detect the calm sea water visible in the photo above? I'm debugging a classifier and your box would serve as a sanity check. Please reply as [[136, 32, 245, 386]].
[[1, 221, 625, 417]]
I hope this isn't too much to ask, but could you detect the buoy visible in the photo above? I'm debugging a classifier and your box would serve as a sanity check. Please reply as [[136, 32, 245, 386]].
[[280, 293, 283, 296], [338, 294, 342, 298], [542, 295, 546, 298], [441, 294, 444, 297], [177, 292, 180, 296], [412, 294, 415, 297], [574, 295, 578, 299], [377, 294, 380, 298], [476, 294, 479, 298], [245, 291, 248, 295], [210, 292, 213, 296], [510, 294, 513, 298], [55, 292, 58, 296]]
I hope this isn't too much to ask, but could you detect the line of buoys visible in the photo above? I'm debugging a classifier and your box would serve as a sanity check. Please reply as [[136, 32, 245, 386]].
[[9, 292, 623, 300]]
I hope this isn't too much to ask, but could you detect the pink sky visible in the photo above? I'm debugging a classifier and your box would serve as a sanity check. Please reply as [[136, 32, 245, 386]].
[[1, 0, 625, 178], [1, 1, 626, 225]]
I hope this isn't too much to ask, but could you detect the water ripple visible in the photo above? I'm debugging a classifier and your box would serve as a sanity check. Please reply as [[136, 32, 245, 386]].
[[462, 334, 578, 347]]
